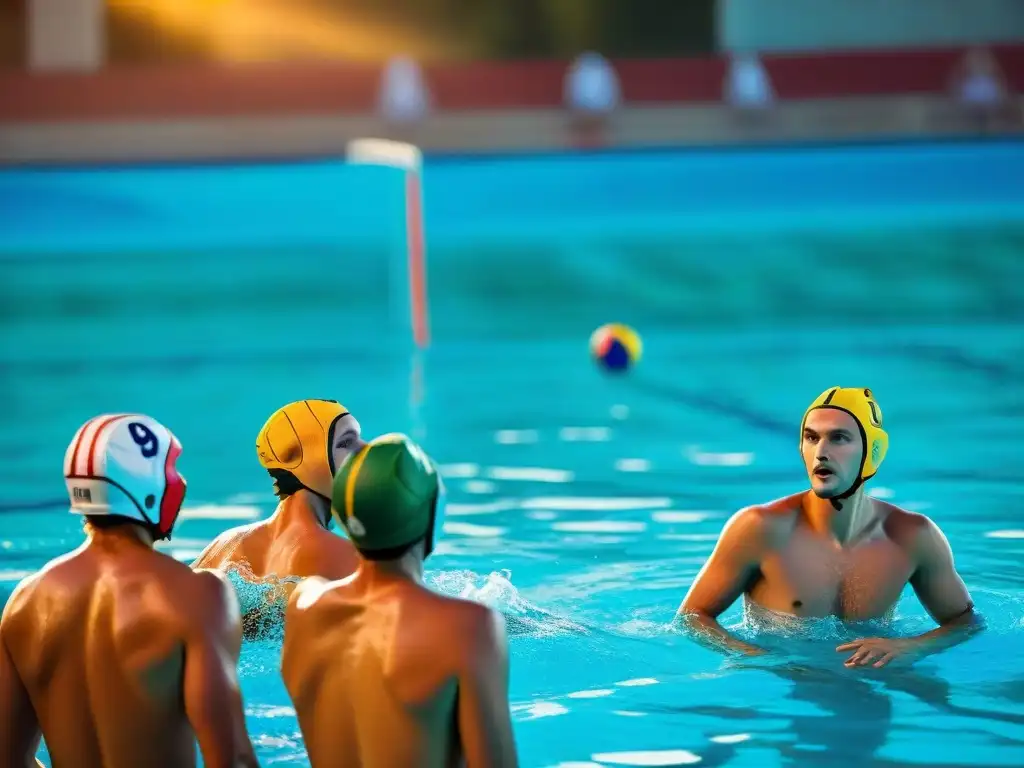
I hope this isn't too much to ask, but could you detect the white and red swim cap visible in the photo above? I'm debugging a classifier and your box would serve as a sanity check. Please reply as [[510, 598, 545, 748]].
[[64, 414, 187, 540]]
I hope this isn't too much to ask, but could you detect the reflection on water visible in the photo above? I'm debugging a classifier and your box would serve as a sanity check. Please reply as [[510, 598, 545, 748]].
[[653, 654, 1024, 768]]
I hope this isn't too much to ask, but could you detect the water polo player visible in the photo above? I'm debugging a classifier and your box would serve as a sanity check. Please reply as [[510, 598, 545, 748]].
[[191, 398, 363, 636], [679, 387, 980, 666], [282, 433, 519, 768], [0, 414, 256, 768]]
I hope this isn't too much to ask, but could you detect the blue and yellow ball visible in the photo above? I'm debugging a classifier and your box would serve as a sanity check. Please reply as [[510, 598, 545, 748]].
[[590, 323, 642, 372]]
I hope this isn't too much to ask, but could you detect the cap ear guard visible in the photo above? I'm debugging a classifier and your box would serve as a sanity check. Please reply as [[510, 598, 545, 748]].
[[861, 411, 888, 481]]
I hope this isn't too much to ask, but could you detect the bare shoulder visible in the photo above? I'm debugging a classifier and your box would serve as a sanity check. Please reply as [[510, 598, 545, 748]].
[[289, 531, 358, 580], [879, 501, 950, 554], [282, 577, 358, 664], [757, 492, 805, 520], [191, 523, 256, 568], [189, 565, 238, 599], [427, 591, 506, 655], [1, 548, 84, 626], [178, 566, 242, 630], [0, 570, 44, 628], [720, 493, 802, 541], [285, 576, 335, 619]]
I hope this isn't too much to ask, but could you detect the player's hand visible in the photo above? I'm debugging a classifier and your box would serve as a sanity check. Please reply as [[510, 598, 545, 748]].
[[836, 637, 913, 668]]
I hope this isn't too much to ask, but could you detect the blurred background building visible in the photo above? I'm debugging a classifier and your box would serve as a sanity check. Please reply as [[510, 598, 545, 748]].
[[0, 0, 1021, 162]]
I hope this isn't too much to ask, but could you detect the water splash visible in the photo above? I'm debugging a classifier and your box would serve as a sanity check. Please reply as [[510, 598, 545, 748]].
[[224, 563, 300, 642], [602, 587, 1024, 684], [228, 564, 594, 644], [429, 568, 589, 637], [739, 602, 896, 647]]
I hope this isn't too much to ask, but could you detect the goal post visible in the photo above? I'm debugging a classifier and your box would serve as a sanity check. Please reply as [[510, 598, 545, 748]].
[[346, 139, 429, 441], [345, 139, 429, 352]]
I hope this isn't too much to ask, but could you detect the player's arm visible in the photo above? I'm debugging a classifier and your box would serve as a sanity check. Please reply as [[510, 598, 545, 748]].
[[905, 517, 982, 652], [183, 570, 259, 768], [838, 516, 982, 668], [456, 605, 519, 768], [676, 508, 768, 656], [0, 587, 42, 768]]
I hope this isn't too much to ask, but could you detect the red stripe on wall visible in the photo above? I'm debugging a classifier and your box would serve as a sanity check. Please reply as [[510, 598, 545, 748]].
[[0, 44, 1021, 123]]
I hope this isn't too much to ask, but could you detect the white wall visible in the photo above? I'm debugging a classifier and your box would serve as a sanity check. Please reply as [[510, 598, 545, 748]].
[[719, 0, 1024, 53]]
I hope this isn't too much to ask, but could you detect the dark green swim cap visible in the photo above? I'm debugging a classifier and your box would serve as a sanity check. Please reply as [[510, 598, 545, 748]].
[[331, 433, 446, 560]]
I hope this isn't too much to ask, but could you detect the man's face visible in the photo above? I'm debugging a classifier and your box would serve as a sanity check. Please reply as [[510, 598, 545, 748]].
[[331, 414, 366, 473], [802, 408, 864, 499]]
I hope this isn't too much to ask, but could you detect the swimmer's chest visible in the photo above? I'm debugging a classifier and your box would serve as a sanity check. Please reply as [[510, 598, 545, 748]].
[[755, 527, 915, 620]]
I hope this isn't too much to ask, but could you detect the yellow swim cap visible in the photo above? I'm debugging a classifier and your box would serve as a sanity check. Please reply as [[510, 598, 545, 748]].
[[800, 387, 889, 498], [256, 399, 350, 502]]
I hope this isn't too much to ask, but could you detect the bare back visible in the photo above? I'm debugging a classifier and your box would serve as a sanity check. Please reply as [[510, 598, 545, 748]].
[[192, 493, 359, 584], [3, 539, 216, 768], [282, 575, 516, 768], [192, 514, 359, 641]]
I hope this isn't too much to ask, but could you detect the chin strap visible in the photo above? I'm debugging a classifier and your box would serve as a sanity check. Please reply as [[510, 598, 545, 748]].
[[830, 475, 869, 510]]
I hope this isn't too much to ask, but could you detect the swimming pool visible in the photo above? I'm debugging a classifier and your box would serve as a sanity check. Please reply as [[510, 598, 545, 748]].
[[2, 140, 1024, 767]]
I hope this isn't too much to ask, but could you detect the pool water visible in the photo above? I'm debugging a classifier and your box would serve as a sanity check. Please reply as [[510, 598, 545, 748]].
[[2, 141, 1024, 767]]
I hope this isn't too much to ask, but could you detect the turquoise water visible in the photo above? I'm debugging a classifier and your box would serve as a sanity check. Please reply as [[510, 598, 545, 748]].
[[2, 140, 1024, 767]]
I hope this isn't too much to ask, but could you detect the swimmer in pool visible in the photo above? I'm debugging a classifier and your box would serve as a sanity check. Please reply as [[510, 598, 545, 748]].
[[0, 414, 256, 768], [191, 399, 363, 634], [678, 387, 980, 667], [282, 433, 519, 768]]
